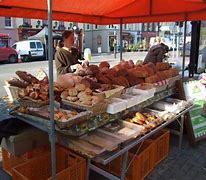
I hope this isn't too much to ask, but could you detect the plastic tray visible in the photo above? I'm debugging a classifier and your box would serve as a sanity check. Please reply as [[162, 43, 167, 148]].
[[98, 120, 145, 141], [115, 94, 140, 109], [106, 98, 127, 114]]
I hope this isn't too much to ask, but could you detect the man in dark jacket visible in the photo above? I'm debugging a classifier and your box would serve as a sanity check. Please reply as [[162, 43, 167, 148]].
[[143, 43, 169, 65]]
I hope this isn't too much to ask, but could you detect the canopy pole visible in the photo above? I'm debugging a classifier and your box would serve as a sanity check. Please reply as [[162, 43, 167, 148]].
[[182, 21, 187, 78], [120, 18, 123, 61], [47, 0, 56, 179]]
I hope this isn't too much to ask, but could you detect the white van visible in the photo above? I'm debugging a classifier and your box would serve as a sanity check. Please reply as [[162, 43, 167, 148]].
[[12, 40, 44, 61]]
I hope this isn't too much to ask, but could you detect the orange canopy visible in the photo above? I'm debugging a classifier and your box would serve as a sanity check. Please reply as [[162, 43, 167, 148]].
[[0, 0, 206, 24]]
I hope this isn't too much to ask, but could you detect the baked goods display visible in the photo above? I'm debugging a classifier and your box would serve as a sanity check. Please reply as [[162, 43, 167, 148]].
[[125, 111, 161, 129], [61, 83, 104, 106], [5, 70, 65, 106]]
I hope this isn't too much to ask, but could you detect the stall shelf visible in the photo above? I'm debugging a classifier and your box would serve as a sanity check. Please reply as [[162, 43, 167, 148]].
[[88, 104, 193, 180]]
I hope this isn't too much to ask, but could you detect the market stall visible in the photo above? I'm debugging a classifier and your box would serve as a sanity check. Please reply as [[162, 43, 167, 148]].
[[1, 0, 206, 180]]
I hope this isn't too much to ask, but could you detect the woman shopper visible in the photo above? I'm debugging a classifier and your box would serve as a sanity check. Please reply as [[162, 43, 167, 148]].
[[55, 31, 82, 75]]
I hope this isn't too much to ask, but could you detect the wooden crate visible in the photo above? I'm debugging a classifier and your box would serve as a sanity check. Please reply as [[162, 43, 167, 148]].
[[149, 128, 170, 166]]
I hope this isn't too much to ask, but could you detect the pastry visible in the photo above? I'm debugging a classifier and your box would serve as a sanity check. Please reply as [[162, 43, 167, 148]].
[[82, 100, 92, 106], [66, 96, 79, 102], [75, 83, 86, 92], [68, 88, 78, 97], [25, 85, 33, 95], [79, 95, 92, 102], [156, 62, 170, 71], [61, 91, 69, 100], [92, 96, 102, 105], [39, 94, 48, 101], [85, 88, 92, 95], [18, 88, 26, 98], [99, 61, 110, 69], [29, 91, 39, 99]]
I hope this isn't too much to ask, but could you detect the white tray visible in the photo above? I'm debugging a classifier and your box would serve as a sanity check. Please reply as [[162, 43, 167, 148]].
[[106, 98, 127, 114]]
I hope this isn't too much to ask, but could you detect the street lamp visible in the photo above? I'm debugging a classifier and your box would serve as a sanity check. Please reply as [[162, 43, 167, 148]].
[[114, 30, 117, 58]]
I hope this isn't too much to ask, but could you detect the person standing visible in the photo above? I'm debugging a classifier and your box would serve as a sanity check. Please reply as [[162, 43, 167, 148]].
[[143, 43, 169, 65], [55, 31, 81, 75]]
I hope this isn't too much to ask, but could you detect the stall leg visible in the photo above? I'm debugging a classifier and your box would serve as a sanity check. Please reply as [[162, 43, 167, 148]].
[[179, 115, 184, 151], [86, 159, 91, 180], [49, 133, 56, 180], [120, 151, 128, 180]]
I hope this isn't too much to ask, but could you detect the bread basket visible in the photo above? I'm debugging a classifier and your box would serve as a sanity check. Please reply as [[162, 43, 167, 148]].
[[17, 97, 49, 108], [62, 100, 108, 116]]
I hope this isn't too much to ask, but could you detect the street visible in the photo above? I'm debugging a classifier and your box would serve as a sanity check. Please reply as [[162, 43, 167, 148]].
[[0, 51, 189, 97]]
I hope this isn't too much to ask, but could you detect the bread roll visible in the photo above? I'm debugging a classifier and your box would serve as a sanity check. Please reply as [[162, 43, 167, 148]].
[[68, 88, 78, 97], [75, 83, 86, 92]]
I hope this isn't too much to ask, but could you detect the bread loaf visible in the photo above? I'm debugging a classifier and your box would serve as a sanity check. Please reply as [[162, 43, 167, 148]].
[[8, 78, 29, 88], [156, 62, 170, 71], [16, 71, 39, 83]]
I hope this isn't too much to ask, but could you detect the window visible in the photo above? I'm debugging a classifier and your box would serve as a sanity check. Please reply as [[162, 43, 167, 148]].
[[0, 40, 7, 47], [94, 25, 98, 29], [58, 21, 65, 30], [42, 20, 48, 26], [36, 42, 42, 48], [12, 44, 17, 49], [108, 25, 114, 29], [59, 21, 64, 26], [23, 18, 31, 25], [5, 17, 12, 27], [86, 24, 90, 30], [30, 42, 36, 49], [124, 24, 127, 30]]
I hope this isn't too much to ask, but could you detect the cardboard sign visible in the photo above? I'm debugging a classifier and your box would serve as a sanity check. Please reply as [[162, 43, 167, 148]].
[[183, 80, 206, 139]]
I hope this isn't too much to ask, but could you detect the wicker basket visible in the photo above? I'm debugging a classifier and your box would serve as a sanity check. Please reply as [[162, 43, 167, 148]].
[[62, 100, 108, 116], [4, 86, 20, 102], [17, 97, 49, 108]]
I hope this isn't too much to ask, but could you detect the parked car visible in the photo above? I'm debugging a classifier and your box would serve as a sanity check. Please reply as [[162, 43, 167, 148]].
[[0, 34, 18, 63], [12, 40, 44, 62]]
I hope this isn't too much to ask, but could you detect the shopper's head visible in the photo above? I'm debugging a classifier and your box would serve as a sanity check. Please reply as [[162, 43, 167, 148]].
[[155, 36, 161, 44], [62, 31, 74, 48]]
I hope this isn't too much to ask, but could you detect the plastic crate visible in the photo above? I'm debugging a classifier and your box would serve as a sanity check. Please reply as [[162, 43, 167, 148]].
[[12, 145, 86, 180], [2, 148, 26, 176], [2, 145, 50, 176], [109, 140, 154, 180], [149, 128, 170, 166]]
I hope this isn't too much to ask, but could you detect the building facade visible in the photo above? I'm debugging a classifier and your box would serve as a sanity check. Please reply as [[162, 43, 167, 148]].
[[0, 17, 80, 46], [83, 23, 142, 53]]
